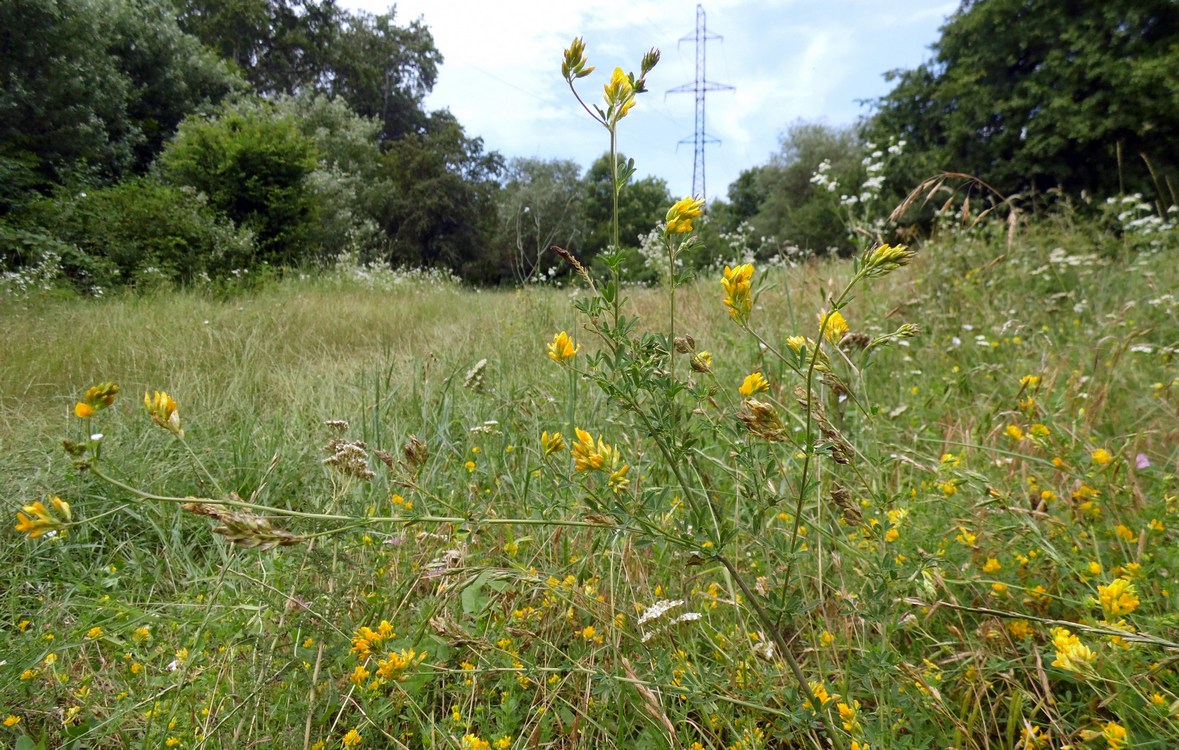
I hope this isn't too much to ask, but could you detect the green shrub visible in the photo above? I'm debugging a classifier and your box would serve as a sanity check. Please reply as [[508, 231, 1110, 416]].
[[158, 99, 319, 268], [13, 180, 253, 287]]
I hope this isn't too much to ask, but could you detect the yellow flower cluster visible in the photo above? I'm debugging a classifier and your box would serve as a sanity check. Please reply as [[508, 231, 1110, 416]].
[[74, 381, 119, 418], [541, 431, 565, 456], [860, 242, 915, 278], [547, 331, 579, 363], [1097, 577, 1140, 618], [603, 67, 636, 121], [738, 372, 769, 397], [14, 496, 72, 539], [803, 680, 835, 711], [1050, 627, 1095, 673], [821, 310, 849, 344], [144, 390, 183, 437], [664, 196, 705, 234], [721, 264, 754, 323], [570, 428, 629, 492], [350, 620, 395, 660]]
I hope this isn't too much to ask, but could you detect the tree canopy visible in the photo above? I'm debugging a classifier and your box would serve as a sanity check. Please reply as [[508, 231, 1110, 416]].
[[869, 0, 1179, 198]]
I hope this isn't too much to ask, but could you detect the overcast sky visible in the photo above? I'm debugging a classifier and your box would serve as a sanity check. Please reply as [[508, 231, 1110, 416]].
[[348, 1, 957, 202]]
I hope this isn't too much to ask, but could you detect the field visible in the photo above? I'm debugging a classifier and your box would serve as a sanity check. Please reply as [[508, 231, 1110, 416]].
[[2, 219, 1178, 750]]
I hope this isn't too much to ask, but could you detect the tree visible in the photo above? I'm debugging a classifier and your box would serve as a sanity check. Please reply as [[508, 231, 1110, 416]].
[[158, 98, 320, 268], [176, 0, 340, 96], [371, 110, 504, 279], [0, 0, 240, 194], [495, 158, 585, 284], [177, 1, 441, 142], [723, 122, 864, 255], [327, 8, 441, 142], [869, 0, 1179, 199]]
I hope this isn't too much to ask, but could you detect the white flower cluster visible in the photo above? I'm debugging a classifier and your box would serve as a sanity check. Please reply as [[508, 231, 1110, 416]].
[[638, 598, 702, 643]]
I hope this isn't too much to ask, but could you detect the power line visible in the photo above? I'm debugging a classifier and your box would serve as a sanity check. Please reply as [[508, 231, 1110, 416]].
[[667, 4, 733, 203]]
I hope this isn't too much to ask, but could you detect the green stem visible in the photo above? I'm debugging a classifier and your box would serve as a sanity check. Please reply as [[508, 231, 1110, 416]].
[[89, 464, 627, 532]]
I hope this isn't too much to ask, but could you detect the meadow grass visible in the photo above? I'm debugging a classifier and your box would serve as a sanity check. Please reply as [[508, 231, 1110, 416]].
[[2, 220, 1177, 750]]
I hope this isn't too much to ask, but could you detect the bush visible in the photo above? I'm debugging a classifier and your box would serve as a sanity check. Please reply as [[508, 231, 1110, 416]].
[[158, 99, 319, 268], [12, 180, 254, 287]]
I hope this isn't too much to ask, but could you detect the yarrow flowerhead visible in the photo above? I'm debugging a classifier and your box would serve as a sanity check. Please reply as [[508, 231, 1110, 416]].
[[144, 391, 183, 437], [664, 196, 705, 234], [547, 331, 580, 363], [14, 496, 72, 539], [721, 264, 754, 324]]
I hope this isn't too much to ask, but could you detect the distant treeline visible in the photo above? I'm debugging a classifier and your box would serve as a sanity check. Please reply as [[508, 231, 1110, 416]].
[[2, 0, 1175, 290]]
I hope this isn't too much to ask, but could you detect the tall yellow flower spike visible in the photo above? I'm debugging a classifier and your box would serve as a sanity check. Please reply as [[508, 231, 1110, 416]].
[[547, 331, 580, 363], [144, 390, 183, 437]]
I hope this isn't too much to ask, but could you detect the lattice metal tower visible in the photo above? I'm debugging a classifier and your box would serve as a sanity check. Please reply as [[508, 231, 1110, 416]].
[[668, 4, 733, 203]]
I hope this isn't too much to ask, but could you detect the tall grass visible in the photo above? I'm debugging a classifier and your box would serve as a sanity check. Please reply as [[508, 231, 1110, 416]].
[[2, 217, 1178, 750]]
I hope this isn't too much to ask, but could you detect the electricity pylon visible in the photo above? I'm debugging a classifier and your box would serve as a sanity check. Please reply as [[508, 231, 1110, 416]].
[[668, 4, 733, 203]]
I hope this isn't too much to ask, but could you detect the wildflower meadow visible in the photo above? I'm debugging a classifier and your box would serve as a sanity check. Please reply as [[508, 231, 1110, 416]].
[[3, 35, 1179, 750]]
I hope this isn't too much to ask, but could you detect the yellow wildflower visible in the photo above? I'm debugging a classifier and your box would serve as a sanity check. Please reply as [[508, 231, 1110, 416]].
[[1019, 374, 1040, 389], [341, 728, 362, 747], [608, 463, 630, 493], [690, 350, 712, 373], [86, 626, 103, 639], [570, 428, 616, 472], [837, 700, 861, 733], [1005, 425, 1025, 441], [1102, 722, 1127, 750], [560, 37, 595, 81], [462, 734, 491, 750], [540, 431, 565, 456], [144, 391, 182, 436], [1097, 578, 1140, 618], [3, 715, 19, 727], [804, 681, 834, 711], [665, 196, 705, 234], [721, 264, 754, 323], [14, 496, 72, 538], [1114, 524, 1136, 542], [1050, 627, 1095, 673], [738, 372, 769, 396], [547, 331, 579, 363], [982, 558, 1002, 573], [1091, 448, 1113, 465], [821, 310, 849, 343], [74, 382, 119, 419], [603, 67, 636, 121]]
